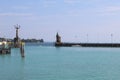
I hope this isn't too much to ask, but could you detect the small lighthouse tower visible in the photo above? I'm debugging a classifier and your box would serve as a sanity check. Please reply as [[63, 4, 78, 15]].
[[56, 32, 61, 44]]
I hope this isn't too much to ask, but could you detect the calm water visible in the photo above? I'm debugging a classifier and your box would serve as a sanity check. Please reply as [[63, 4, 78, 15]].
[[1, 43, 120, 80]]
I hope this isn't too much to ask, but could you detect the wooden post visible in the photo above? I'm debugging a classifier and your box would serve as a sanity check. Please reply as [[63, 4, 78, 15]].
[[20, 42, 25, 57]]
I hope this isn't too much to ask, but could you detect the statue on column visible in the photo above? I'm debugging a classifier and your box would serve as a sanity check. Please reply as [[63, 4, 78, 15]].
[[14, 24, 21, 48]]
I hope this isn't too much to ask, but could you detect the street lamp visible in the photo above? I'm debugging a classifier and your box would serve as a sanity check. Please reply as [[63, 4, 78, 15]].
[[111, 34, 113, 43], [86, 34, 88, 43]]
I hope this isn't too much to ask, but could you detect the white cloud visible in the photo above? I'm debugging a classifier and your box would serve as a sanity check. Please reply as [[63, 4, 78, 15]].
[[97, 6, 120, 16], [0, 13, 33, 16], [64, 0, 101, 4], [105, 6, 120, 12], [62, 5, 120, 16], [98, 6, 120, 13], [64, 0, 80, 4], [12, 6, 31, 10], [43, 0, 57, 8]]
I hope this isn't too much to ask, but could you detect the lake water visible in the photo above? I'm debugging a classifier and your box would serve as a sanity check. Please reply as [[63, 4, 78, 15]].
[[0, 43, 120, 80]]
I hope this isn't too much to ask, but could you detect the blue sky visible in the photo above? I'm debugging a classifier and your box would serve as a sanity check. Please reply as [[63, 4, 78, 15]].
[[0, 0, 120, 42]]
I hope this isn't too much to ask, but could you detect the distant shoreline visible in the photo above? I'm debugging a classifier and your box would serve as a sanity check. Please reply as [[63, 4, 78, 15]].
[[21, 39, 44, 43], [0, 37, 44, 43]]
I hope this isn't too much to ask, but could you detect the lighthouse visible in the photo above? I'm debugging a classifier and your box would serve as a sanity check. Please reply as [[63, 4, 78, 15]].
[[56, 32, 61, 44]]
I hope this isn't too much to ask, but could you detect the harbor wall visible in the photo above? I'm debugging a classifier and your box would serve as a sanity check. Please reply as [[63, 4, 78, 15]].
[[55, 43, 120, 47]]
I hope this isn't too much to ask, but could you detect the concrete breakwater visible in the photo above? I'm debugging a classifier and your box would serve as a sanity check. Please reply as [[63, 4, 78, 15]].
[[55, 43, 120, 47], [55, 33, 120, 47]]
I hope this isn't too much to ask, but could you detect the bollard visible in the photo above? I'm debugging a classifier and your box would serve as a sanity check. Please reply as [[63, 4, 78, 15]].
[[20, 43, 25, 57]]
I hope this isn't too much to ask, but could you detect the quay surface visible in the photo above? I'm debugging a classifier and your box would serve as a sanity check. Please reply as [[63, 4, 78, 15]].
[[0, 41, 11, 54], [55, 43, 120, 47], [0, 42, 11, 54], [0, 48, 11, 54]]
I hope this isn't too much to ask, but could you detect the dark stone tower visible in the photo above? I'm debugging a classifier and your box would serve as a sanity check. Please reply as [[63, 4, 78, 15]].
[[14, 24, 21, 48], [56, 32, 61, 44]]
